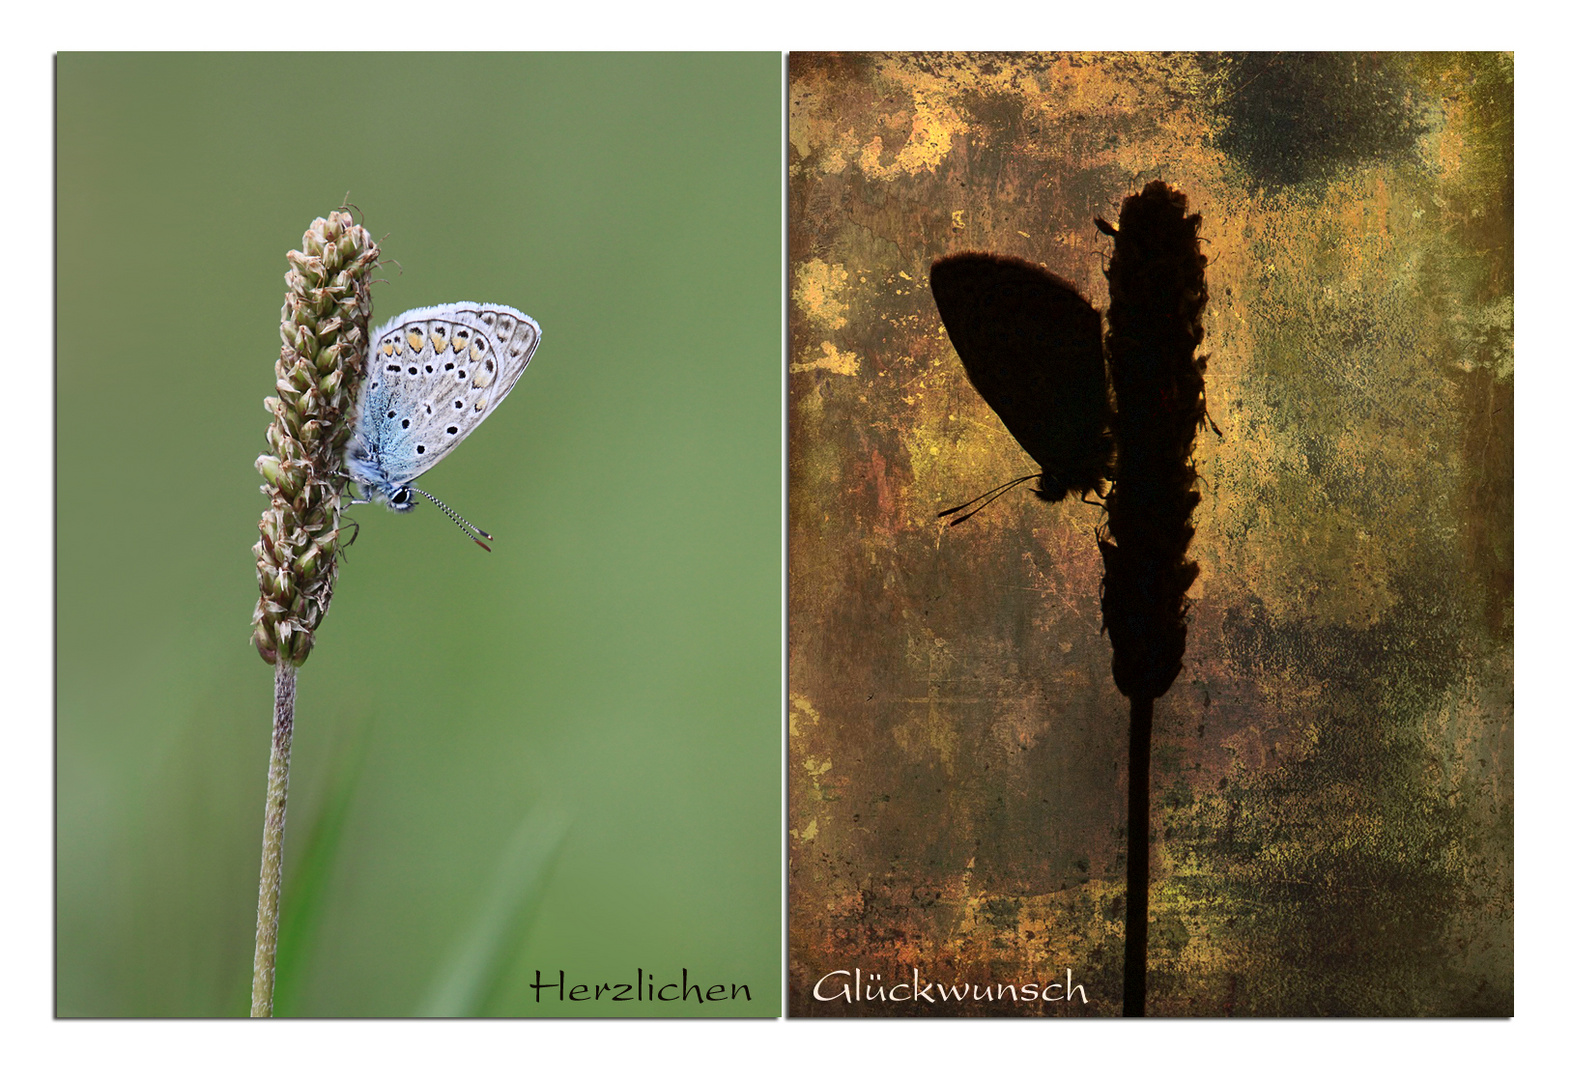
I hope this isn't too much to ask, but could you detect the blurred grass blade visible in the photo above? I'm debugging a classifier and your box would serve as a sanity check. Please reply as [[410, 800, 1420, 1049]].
[[417, 806, 571, 1017], [271, 724, 372, 1016]]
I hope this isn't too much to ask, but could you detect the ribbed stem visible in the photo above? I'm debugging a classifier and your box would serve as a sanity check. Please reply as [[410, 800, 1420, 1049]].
[[251, 661, 297, 1017], [1122, 694, 1153, 1017]]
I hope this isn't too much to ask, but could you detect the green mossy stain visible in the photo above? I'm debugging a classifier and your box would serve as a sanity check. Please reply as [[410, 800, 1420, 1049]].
[[1212, 53, 1430, 191]]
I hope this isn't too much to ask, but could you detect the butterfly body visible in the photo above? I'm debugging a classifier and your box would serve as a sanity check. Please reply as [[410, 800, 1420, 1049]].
[[346, 303, 540, 511], [929, 253, 1112, 503]]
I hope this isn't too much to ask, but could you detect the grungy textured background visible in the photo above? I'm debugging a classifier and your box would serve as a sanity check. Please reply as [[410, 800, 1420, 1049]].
[[787, 53, 1511, 1016]]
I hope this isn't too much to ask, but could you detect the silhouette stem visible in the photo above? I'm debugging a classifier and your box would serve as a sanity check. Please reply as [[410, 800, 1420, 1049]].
[[1123, 693, 1153, 1017]]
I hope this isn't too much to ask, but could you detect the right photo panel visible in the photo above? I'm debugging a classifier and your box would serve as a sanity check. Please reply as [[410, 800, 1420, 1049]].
[[787, 52, 1512, 1017]]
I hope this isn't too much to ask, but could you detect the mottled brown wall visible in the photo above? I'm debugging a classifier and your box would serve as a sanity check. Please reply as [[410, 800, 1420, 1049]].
[[787, 53, 1511, 1017]]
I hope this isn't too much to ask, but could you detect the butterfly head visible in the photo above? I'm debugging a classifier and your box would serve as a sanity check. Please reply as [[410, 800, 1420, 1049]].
[[1033, 475, 1071, 503], [344, 444, 411, 511]]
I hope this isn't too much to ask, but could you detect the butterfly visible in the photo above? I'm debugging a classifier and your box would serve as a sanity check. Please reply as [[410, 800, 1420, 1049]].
[[929, 252, 1112, 522], [345, 302, 540, 550]]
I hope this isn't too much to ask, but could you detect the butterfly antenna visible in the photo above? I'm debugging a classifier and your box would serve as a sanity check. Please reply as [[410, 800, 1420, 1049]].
[[946, 480, 1038, 525], [937, 472, 1040, 526], [412, 486, 494, 552]]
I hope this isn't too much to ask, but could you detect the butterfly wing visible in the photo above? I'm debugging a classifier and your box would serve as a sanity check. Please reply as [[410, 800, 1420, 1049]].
[[929, 253, 1112, 500], [352, 303, 540, 493]]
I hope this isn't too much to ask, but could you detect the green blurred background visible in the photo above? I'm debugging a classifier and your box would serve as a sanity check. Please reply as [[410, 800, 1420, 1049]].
[[57, 54, 781, 1017]]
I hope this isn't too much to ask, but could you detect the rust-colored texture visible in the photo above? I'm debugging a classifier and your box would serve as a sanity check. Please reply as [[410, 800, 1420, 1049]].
[[787, 52, 1512, 1017]]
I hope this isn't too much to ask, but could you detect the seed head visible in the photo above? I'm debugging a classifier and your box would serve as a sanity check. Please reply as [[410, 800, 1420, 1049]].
[[1098, 181, 1210, 702], [251, 210, 379, 665]]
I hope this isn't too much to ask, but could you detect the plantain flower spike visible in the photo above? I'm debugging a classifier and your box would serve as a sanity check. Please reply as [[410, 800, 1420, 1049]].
[[1098, 181, 1209, 703], [251, 210, 380, 665]]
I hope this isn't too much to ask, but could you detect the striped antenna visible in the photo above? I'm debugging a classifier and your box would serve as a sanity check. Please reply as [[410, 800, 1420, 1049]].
[[412, 487, 493, 552]]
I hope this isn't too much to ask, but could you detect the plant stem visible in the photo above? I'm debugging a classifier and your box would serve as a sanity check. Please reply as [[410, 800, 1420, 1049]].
[[251, 660, 297, 1017], [1123, 693, 1153, 1017]]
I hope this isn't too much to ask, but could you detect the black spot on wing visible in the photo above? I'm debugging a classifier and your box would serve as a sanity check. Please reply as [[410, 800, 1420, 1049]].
[[929, 252, 1113, 499]]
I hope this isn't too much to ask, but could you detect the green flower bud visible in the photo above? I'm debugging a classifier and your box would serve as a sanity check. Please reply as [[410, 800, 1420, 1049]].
[[256, 455, 284, 486]]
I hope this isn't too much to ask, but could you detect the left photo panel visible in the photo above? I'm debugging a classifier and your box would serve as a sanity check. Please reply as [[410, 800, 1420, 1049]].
[[57, 53, 782, 1017]]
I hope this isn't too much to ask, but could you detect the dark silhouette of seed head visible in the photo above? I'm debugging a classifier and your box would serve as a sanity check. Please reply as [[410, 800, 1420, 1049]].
[[1097, 180, 1210, 702]]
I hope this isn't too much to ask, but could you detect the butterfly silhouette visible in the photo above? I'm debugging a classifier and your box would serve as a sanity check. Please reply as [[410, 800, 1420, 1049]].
[[929, 252, 1113, 520], [930, 183, 1212, 1020]]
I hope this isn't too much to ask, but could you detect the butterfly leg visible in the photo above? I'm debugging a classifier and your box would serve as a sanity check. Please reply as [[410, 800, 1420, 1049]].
[[1200, 384, 1224, 437]]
